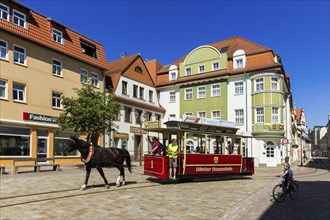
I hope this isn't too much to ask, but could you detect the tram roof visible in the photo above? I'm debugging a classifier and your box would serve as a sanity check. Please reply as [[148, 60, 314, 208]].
[[143, 120, 251, 138]]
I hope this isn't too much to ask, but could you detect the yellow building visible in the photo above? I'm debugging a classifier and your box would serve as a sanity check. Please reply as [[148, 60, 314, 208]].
[[0, 0, 108, 166]]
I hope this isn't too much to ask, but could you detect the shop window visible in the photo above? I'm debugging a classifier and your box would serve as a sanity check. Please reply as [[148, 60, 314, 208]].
[[54, 131, 79, 156], [0, 126, 30, 156]]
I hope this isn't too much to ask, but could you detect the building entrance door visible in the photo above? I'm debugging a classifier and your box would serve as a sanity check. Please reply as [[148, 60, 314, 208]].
[[266, 145, 276, 167], [37, 129, 48, 163]]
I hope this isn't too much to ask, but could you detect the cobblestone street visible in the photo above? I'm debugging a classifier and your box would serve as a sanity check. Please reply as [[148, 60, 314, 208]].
[[0, 158, 329, 220]]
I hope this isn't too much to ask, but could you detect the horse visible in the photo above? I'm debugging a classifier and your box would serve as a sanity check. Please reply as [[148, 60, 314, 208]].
[[64, 136, 132, 190]]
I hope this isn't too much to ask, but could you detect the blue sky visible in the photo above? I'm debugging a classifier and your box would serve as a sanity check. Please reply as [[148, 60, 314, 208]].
[[19, 0, 330, 129]]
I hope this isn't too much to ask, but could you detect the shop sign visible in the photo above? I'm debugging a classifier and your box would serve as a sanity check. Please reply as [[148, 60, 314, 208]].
[[113, 132, 129, 139], [144, 120, 159, 129], [263, 124, 284, 131], [130, 126, 147, 134], [23, 112, 57, 123]]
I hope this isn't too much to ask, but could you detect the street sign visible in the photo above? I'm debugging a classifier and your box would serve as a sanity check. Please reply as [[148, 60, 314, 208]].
[[282, 138, 289, 145]]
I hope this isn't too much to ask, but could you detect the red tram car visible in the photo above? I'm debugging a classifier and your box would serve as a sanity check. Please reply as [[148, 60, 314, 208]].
[[144, 117, 254, 180]]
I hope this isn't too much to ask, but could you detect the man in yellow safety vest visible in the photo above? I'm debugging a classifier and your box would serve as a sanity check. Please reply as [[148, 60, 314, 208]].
[[166, 139, 179, 179]]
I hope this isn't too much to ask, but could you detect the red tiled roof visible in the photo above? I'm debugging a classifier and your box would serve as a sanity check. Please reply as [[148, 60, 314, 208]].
[[154, 36, 279, 87], [0, 0, 107, 69], [106, 54, 155, 91]]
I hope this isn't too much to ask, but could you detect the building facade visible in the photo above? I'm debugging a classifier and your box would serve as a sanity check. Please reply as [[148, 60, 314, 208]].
[[105, 54, 165, 160], [147, 36, 294, 167], [0, 0, 108, 166]]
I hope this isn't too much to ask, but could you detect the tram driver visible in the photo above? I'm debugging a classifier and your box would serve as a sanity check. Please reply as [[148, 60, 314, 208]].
[[166, 139, 179, 179]]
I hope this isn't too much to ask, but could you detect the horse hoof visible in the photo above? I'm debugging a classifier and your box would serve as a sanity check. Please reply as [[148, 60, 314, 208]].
[[105, 184, 110, 189], [80, 184, 87, 191], [116, 182, 121, 187]]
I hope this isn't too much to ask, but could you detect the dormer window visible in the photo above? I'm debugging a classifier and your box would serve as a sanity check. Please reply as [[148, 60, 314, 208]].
[[236, 59, 243, 68], [212, 62, 219, 71], [169, 65, 178, 81], [80, 39, 98, 59], [52, 28, 63, 44], [135, 66, 142, 73], [198, 65, 205, 73], [185, 68, 192, 76], [13, 10, 26, 29], [233, 49, 246, 69]]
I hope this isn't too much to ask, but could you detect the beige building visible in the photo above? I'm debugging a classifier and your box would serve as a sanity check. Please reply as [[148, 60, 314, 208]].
[[0, 0, 107, 166]]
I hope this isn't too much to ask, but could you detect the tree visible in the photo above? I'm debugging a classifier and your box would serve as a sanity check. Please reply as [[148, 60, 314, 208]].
[[57, 82, 120, 145]]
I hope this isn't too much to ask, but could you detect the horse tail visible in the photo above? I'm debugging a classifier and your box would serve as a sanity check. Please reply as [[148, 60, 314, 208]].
[[124, 149, 132, 173]]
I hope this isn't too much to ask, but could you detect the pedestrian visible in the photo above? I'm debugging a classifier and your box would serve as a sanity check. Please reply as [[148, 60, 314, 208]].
[[166, 138, 179, 179]]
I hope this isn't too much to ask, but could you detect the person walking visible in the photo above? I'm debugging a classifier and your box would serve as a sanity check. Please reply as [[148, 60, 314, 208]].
[[166, 139, 179, 179]]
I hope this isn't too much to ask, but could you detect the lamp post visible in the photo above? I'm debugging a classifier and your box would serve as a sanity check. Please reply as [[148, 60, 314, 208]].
[[139, 120, 142, 166]]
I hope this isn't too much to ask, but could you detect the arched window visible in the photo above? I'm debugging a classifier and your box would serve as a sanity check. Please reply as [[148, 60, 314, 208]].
[[135, 66, 142, 73]]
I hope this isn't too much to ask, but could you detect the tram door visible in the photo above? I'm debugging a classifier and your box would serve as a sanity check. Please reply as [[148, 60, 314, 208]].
[[37, 129, 48, 163]]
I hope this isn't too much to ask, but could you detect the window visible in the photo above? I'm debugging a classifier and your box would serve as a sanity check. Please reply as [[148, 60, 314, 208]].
[[170, 72, 176, 80], [122, 81, 128, 95], [148, 90, 154, 103], [139, 87, 144, 100], [0, 39, 8, 60], [155, 114, 161, 126], [133, 85, 138, 98], [185, 68, 192, 76], [185, 112, 193, 116], [52, 92, 61, 109], [236, 59, 243, 68], [235, 109, 244, 125], [256, 107, 264, 123], [185, 88, 193, 100], [0, 79, 8, 99], [212, 62, 219, 71], [235, 82, 243, 95], [80, 69, 88, 84], [135, 109, 142, 124], [0, 126, 31, 156], [0, 3, 9, 21], [271, 77, 279, 90], [124, 106, 132, 123], [52, 28, 63, 44], [13, 45, 26, 65], [54, 131, 79, 156], [198, 111, 206, 118], [211, 83, 220, 97], [91, 73, 99, 87], [272, 107, 280, 123], [198, 65, 205, 73], [13, 83, 25, 102], [197, 86, 206, 99], [169, 114, 176, 118], [255, 78, 264, 91], [80, 40, 98, 59], [212, 110, 221, 120], [266, 146, 275, 158], [145, 112, 152, 121], [13, 10, 26, 28], [52, 59, 62, 76], [169, 91, 176, 103], [135, 66, 142, 73]]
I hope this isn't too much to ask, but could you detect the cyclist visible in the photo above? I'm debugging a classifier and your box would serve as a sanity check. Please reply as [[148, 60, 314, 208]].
[[276, 162, 293, 189]]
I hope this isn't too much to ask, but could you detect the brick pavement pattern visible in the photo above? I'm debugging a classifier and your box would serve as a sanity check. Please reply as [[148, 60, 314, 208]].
[[0, 158, 329, 219]]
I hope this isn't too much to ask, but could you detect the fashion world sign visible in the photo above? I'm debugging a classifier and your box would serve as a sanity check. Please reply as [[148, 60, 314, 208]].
[[23, 112, 57, 123]]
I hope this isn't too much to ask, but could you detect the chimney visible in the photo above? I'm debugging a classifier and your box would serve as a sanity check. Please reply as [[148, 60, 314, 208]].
[[121, 52, 128, 59]]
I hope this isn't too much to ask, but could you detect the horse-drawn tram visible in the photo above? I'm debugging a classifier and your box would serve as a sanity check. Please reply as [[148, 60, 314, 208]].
[[144, 116, 254, 180]]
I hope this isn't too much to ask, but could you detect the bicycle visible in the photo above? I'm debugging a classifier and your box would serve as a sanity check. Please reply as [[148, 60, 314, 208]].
[[272, 179, 299, 202]]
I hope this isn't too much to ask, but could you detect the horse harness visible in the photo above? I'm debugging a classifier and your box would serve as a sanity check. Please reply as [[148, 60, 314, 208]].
[[81, 145, 95, 164]]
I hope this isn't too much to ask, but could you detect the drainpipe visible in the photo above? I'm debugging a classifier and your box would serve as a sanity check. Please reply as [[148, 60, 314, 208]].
[[244, 71, 251, 157]]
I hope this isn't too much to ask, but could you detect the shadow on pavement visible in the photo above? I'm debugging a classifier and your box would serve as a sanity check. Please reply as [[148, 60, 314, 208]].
[[260, 181, 330, 220], [302, 157, 330, 171]]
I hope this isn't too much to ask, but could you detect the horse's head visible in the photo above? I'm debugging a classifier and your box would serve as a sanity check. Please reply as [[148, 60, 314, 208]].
[[63, 136, 79, 156]]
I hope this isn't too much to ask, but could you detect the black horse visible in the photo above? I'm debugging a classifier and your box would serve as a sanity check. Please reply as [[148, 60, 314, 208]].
[[64, 136, 132, 190]]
